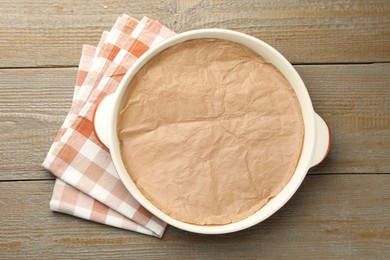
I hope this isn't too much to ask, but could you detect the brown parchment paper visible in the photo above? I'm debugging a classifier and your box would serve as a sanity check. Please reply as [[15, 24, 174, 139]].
[[118, 39, 304, 225]]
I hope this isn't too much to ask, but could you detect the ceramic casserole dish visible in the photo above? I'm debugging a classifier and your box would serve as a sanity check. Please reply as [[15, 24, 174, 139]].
[[93, 29, 331, 234]]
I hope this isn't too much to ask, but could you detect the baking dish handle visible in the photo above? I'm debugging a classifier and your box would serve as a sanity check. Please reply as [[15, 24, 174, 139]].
[[309, 113, 331, 168], [92, 93, 116, 150]]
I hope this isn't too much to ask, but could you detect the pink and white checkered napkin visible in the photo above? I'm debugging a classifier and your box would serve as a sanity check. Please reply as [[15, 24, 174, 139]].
[[43, 14, 176, 237]]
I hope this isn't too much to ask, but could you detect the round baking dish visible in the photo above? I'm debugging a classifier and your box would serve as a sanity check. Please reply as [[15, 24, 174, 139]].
[[93, 29, 331, 234]]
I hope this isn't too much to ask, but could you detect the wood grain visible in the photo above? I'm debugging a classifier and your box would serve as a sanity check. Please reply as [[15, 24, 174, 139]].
[[0, 64, 388, 180], [0, 0, 389, 67], [297, 63, 390, 174], [0, 68, 75, 180], [0, 175, 388, 258]]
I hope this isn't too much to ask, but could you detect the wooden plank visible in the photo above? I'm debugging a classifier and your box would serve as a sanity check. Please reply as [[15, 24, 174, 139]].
[[0, 175, 389, 258], [298, 63, 390, 174], [0, 64, 389, 180], [0, 68, 75, 180], [0, 0, 389, 67]]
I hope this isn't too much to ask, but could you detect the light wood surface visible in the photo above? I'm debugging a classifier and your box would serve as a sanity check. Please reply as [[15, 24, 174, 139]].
[[1, 0, 389, 67], [1, 175, 389, 258], [0, 0, 389, 258]]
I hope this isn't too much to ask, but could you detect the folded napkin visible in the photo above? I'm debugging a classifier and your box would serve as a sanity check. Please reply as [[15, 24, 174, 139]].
[[43, 14, 175, 237]]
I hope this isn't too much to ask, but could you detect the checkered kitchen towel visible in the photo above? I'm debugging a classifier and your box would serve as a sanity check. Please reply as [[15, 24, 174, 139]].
[[43, 15, 176, 237]]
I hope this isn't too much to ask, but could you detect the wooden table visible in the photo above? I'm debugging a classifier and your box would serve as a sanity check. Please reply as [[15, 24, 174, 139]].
[[1, 0, 389, 258]]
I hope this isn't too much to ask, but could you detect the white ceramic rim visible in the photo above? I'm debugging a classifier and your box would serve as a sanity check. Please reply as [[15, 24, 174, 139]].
[[95, 29, 328, 234]]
